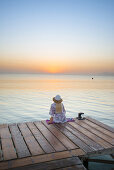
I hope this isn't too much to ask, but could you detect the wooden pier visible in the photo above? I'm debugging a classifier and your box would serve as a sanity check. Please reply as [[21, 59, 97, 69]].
[[0, 116, 114, 170]]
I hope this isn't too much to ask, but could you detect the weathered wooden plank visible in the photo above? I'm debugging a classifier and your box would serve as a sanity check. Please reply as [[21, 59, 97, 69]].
[[9, 124, 30, 158], [18, 123, 32, 137], [0, 149, 85, 169], [0, 125, 17, 161], [32, 149, 84, 164], [69, 121, 112, 149], [0, 161, 9, 170], [23, 136, 44, 156], [0, 140, 3, 161], [74, 119, 114, 145], [82, 146, 114, 158], [42, 120, 79, 150], [0, 124, 8, 128], [54, 124, 93, 153], [8, 157, 32, 170], [86, 116, 114, 133], [83, 119, 114, 138], [1, 138, 17, 160], [0, 127, 11, 139], [34, 121, 67, 152], [64, 123, 104, 151], [8, 157, 84, 170], [18, 123, 44, 155], [27, 122, 55, 153], [70, 149, 85, 156]]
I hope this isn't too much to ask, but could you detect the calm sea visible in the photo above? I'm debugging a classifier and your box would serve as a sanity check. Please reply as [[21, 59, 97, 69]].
[[0, 73, 114, 127], [0, 73, 114, 169]]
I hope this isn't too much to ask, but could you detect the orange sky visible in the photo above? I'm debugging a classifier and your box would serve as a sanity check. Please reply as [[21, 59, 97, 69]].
[[0, 0, 114, 75], [0, 57, 114, 74]]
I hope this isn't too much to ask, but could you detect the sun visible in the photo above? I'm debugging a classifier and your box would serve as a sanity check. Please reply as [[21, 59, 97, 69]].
[[42, 63, 64, 74], [47, 67, 58, 74]]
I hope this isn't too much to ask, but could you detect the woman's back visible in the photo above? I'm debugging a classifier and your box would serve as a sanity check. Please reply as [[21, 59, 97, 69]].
[[49, 102, 67, 123]]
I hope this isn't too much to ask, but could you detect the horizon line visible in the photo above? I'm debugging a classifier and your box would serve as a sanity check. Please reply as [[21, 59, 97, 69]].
[[0, 71, 114, 76]]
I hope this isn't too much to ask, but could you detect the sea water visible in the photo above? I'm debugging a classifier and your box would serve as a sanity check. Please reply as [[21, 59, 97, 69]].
[[0, 73, 114, 127], [0, 73, 114, 170]]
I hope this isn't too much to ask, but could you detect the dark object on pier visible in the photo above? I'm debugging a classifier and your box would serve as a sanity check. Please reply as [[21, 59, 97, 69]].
[[77, 112, 85, 120]]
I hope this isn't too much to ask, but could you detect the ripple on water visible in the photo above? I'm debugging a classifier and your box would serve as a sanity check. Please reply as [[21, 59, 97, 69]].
[[0, 74, 114, 127]]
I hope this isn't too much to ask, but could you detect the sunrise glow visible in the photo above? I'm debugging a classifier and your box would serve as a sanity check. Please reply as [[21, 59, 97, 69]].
[[0, 0, 114, 75]]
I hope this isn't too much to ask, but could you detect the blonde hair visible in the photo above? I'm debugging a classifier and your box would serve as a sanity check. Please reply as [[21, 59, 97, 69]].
[[55, 103, 62, 113], [53, 97, 63, 104], [53, 97, 63, 113]]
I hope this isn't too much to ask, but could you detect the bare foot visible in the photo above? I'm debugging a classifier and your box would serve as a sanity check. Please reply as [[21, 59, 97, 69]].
[[48, 121, 53, 124]]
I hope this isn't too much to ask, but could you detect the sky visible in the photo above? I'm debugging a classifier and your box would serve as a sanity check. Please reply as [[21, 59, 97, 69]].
[[0, 0, 114, 75]]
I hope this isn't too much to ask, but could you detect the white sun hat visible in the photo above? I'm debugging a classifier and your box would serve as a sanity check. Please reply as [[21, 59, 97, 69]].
[[53, 95, 63, 103], [55, 95, 61, 101]]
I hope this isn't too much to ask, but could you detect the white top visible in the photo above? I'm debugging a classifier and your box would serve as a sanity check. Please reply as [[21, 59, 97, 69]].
[[49, 103, 67, 123]]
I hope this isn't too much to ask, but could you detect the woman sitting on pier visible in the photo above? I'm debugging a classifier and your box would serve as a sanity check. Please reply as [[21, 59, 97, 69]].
[[48, 95, 67, 124]]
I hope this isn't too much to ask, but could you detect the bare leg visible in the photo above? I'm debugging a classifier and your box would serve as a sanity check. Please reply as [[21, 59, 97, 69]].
[[48, 117, 53, 124]]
